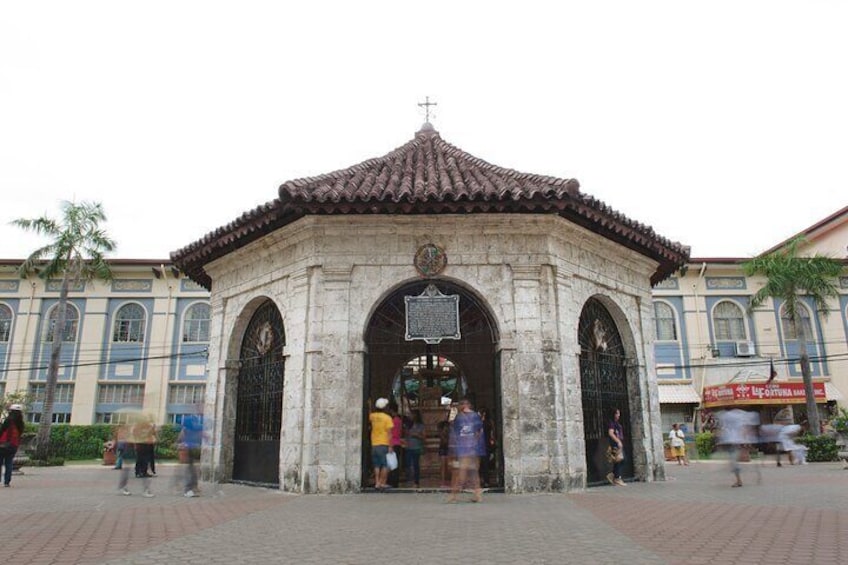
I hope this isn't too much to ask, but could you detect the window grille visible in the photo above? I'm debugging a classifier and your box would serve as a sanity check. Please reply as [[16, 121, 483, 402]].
[[713, 301, 746, 340], [113, 303, 146, 343], [0, 304, 11, 342], [182, 303, 211, 342], [780, 304, 813, 341], [29, 383, 75, 403], [653, 301, 677, 341], [169, 383, 205, 405], [97, 383, 145, 404], [44, 303, 79, 342]]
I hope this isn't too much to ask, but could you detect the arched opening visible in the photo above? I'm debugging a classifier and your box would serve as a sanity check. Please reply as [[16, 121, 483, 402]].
[[579, 297, 635, 485], [233, 299, 285, 485], [364, 279, 501, 489]]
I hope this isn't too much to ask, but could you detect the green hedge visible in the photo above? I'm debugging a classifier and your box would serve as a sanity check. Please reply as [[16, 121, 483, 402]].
[[796, 434, 839, 462], [23, 424, 182, 461], [695, 431, 716, 458]]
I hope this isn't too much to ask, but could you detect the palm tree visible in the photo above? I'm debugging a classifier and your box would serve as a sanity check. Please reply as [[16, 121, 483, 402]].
[[743, 237, 843, 436], [12, 201, 116, 459]]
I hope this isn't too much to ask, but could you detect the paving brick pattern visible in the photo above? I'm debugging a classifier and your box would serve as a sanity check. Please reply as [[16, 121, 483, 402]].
[[1, 460, 845, 564]]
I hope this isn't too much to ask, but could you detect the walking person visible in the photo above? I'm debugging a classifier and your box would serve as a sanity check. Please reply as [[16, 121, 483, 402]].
[[112, 424, 128, 470], [179, 413, 203, 497], [606, 408, 626, 486], [117, 421, 153, 497], [478, 408, 496, 487], [669, 423, 688, 466], [405, 410, 425, 488], [447, 398, 485, 503], [438, 420, 450, 488], [368, 398, 393, 491], [387, 403, 403, 488], [716, 408, 758, 487], [0, 404, 25, 487], [133, 415, 156, 478]]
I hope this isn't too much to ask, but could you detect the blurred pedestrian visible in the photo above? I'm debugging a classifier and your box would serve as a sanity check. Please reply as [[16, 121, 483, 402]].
[[117, 421, 153, 497], [606, 408, 626, 486], [112, 424, 128, 470], [405, 410, 425, 488], [438, 420, 450, 488], [387, 402, 403, 488], [447, 398, 485, 503], [0, 404, 25, 487], [478, 407, 496, 487], [716, 408, 759, 487], [133, 415, 156, 478], [179, 413, 203, 497], [779, 424, 808, 465]]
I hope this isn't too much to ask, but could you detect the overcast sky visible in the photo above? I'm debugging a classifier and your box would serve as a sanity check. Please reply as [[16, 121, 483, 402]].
[[1, 1, 846, 262]]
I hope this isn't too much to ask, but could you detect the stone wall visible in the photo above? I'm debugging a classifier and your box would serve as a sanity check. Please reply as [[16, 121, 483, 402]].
[[200, 214, 666, 492]]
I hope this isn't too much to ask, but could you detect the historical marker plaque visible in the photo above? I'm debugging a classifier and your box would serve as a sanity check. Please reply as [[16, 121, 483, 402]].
[[405, 284, 460, 343]]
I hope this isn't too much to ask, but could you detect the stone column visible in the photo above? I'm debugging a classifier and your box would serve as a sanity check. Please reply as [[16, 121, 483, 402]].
[[503, 264, 563, 492]]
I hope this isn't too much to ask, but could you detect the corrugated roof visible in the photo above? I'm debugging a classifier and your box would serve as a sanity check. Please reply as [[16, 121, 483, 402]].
[[658, 383, 702, 404], [172, 125, 690, 289], [825, 381, 844, 401]]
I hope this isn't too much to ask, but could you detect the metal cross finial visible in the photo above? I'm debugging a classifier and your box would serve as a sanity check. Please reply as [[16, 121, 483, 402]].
[[418, 96, 437, 123]]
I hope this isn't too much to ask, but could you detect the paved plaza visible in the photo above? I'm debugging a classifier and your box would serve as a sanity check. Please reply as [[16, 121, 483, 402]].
[[1, 459, 846, 564]]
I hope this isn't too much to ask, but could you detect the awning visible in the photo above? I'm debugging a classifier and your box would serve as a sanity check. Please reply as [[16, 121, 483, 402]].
[[825, 381, 844, 401], [658, 384, 701, 404]]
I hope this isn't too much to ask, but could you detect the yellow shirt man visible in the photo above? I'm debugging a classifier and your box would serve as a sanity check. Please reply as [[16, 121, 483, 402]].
[[369, 411, 393, 446]]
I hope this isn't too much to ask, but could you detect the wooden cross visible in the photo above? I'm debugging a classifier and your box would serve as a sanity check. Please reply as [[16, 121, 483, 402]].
[[418, 96, 437, 123]]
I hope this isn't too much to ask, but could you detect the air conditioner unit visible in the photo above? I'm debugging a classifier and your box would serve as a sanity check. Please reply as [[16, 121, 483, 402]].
[[735, 340, 756, 357]]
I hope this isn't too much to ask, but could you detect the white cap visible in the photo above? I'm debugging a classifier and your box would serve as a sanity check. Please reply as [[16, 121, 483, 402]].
[[375, 398, 389, 409], [8, 404, 23, 411]]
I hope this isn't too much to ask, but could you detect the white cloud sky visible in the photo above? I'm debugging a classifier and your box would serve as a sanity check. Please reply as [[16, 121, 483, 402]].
[[1, 1, 846, 261]]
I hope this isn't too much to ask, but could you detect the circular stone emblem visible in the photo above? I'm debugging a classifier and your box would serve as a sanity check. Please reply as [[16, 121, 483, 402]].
[[414, 244, 447, 277]]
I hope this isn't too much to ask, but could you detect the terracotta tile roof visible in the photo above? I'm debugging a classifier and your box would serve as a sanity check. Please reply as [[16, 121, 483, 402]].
[[172, 125, 690, 289]]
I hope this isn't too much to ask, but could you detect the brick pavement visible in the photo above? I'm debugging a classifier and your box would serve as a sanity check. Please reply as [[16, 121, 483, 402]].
[[0, 459, 845, 564]]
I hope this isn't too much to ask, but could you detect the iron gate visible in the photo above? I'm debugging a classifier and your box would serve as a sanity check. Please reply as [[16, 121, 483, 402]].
[[234, 300, 285, 485], [579, 298, 634, 485]]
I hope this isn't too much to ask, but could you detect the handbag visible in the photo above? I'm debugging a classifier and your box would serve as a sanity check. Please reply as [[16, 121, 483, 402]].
[[0, 441, 13, 456], [385, 450, 399, 471], [606, 445, 624, 464]]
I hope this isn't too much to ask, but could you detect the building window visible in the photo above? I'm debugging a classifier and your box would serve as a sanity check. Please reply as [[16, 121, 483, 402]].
[[95, 412, 138, 424], [29, 383, 75, 404], [713, 301, 746, 341], [653, 301, 677, 341], [44, 303, 79, 342], [169, 384, 205, 405], [28, 412, 72, 424], [182, 303, 211, 343], [167, 413, 203, 425], [97, 384, 145, 404], [0, 304, 12, 342], [113, 303, 146, 343], [780, 303, 813, 341]]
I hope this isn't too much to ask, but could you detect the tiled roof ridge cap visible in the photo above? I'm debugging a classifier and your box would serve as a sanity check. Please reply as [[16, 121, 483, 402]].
[[280, 129, 580, 193]]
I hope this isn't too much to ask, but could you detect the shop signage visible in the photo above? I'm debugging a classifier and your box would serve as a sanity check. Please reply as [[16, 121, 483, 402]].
[[703, 381, 826, 408]]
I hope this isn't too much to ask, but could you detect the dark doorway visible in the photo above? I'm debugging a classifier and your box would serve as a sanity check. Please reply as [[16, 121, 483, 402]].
[[364, 280, 501, 489], [233, 299, 285, 485], [579, 297, 634, 485]]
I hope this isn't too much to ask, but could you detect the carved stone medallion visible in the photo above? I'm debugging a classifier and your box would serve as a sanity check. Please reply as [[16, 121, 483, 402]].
[[413, 244, 447, 277]]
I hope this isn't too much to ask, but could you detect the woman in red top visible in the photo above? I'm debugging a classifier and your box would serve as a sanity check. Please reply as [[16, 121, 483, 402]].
[[0, 404, 25, 487]]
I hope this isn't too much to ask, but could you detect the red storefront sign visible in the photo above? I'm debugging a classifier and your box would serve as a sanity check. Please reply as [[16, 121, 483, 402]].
[[702, 381, 826, 408]]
